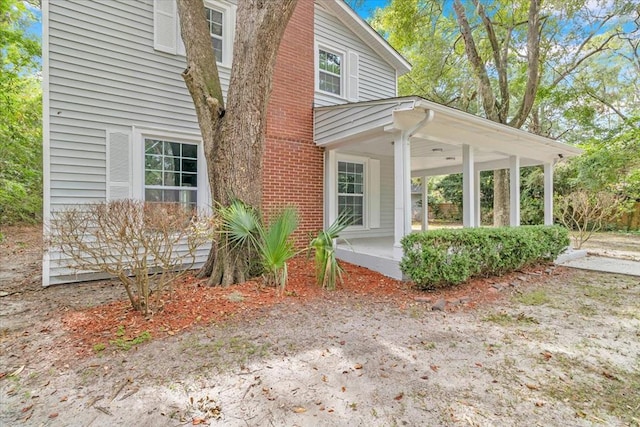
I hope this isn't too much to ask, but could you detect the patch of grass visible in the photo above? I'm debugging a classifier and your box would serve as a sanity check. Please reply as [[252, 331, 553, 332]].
[[577, 304, 598, 317], [93, 343, 106, 353], [225, 291, 245, 303], [515, 289, 549, 306], [483, 312, 539, 326], [541, 355, 640, 424], [110, 330, 152, 351]]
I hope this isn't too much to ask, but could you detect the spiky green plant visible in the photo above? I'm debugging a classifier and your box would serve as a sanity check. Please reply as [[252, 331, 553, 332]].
[[219, 201, 299, 293], [256, 207, 299, 292], [310, 212, 351, 290]]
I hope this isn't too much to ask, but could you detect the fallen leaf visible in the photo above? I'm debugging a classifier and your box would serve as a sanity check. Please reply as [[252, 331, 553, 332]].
[[394, 392, 404, 401], [354, 364, 363, 370], [292, 407, 307, 413], [49, 413, 59, 419], [541, 351, 552, 360], [192, 417, 206, 425], [21, 405, 33, 413], [321, 375, 327, 382], [475, 362, 483, 367], [60, 396, 68, 402], [341, 386, 346, 392], [430, 365, 439, 372], [420, 375, 429, 380], [526, 383, 539, 390], [535, 401, 544, 407]]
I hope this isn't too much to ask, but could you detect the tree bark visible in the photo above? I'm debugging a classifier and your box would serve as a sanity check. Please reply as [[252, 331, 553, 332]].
[[493, 169, 510, 226], [177, 0, 298, 286]]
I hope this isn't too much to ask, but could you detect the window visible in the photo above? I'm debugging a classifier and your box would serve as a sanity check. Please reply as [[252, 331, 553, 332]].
[[144, 139, 198, 207], [205, 7, 223, 63], [319, 48, 342, 96], [338, 161, 364, 226]]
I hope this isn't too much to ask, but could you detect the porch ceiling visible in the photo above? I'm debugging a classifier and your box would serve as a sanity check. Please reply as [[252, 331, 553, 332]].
[[314, 96, 582, 176]]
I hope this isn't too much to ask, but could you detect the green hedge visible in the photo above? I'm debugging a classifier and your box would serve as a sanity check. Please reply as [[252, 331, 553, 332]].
[[400, 225, 569, 290]]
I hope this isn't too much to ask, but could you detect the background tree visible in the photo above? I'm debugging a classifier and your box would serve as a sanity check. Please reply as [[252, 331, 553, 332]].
[[373, 0, 638, 225], [177, 0, 298, 286], [0, 0, 41, 226]]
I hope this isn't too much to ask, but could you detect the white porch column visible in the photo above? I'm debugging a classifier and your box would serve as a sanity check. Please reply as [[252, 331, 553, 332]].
[[510, 155, 521, 226], [421, 176, 428, 231], [325, 149, 337, 228], [544, 162, 554, 225], [474, 169, 481, 227], [392, 131, 411, 258], [462, 144, 476, 227]]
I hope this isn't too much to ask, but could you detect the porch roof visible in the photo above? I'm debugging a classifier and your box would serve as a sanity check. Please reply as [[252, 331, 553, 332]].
[[314, 96, 582, 176]]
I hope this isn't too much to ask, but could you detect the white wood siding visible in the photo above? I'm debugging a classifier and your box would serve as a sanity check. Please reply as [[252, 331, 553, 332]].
[[46, 0, 226, 284], [314, 5, 397, 107]]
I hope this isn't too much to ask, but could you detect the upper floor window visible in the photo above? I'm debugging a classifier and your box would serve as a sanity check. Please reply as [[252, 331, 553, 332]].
[[319, 48, 343, 96], [144, 139, 198, 207], [205, 7, 223, 63]]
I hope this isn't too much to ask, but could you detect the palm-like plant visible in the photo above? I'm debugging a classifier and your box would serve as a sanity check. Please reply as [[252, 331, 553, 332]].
[[310, 211, 351, 290], [218, 200, 299, 293]]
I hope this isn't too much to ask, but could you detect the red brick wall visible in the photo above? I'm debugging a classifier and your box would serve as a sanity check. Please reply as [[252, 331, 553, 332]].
[[263, 0, 324, 246]]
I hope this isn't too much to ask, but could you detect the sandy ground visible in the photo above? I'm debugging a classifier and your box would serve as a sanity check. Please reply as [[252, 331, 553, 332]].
[[1, 226, 639, 426]]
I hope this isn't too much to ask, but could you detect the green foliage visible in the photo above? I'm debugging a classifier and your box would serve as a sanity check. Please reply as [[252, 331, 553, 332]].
[[219, 200, 299, 291], [0, 0, 42, 225], [400, 225, 569, 290], [109, 329, 152, 351], [309, 211, 350, 290]]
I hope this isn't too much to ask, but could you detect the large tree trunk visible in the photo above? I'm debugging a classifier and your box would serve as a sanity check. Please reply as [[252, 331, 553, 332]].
[[177, 0, 298, 286]]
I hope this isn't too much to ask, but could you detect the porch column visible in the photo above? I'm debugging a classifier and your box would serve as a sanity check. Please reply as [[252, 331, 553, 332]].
[[462, 144, 476, 227], [544, 162, 554, 225], [510, 155, 521, 226], [392, 131, 411, 257], [421, 176, 428, 231], [325, 149, 337, 228], [474, 169, 481, 227]]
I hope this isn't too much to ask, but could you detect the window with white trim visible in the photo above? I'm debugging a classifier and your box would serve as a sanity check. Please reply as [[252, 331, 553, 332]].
[[205, 7, 223, 63], [144, 139, 198, 207], [338, 160, 364, 226], [319, 48, 343, 96]]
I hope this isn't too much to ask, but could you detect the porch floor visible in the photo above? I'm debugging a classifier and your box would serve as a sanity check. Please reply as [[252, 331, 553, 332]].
[[336, 236, 403, 280]]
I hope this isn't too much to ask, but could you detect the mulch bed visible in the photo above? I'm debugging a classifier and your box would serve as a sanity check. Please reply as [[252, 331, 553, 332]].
[[61, 257, 565, 356]]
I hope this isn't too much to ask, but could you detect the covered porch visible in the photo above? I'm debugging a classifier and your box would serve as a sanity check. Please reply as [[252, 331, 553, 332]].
[[314, 96, 582, 279]]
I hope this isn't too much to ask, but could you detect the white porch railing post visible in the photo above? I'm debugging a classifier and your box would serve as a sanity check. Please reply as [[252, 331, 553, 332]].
[[510, 155, 521, 226], [462, 144, 476, 227], [544, 162, 554, 225], [421, 176, 428, 231]]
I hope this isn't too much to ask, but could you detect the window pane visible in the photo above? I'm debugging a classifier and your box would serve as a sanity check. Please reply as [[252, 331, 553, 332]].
[[212, 37, 222, 63], [182, 144, 197, 159], [181, 173, 197, 187], [319, 72, 340, 95], [164, 172, 179, 187], [164, 141, 180, 157], [145, 189, 162, 202], [182, 159, 197, 173], [145, 154, 162, 170], [145, 139, 162, 155], [145, 170, 162, 186]]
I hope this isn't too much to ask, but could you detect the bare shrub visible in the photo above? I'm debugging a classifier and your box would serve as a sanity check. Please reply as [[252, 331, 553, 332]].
[[49, 200, 210, 316], [555, 190, 623, 249]]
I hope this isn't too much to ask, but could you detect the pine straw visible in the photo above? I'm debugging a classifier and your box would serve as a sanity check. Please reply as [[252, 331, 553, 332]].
[[61, 257, 565, 356]]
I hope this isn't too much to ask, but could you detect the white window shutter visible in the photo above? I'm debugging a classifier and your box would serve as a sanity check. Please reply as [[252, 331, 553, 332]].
[[154, 0, 177, 54], [368, 159, 380, 228], [176, 14, 186, 56], [347, 51, 359, 102], [106, 131, 132, 200]]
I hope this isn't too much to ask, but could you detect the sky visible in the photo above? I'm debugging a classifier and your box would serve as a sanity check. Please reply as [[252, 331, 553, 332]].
[[353, 0, 391, 19]]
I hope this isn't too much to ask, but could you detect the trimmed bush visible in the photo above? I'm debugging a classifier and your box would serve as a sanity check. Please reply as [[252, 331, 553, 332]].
[[400, 225, 569, 290]]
